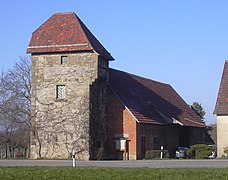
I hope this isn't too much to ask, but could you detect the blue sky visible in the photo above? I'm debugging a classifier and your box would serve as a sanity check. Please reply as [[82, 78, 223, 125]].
[[1, 0, 228, 124]]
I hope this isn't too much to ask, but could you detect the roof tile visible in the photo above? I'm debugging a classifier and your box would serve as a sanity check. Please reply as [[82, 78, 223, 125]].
[[214, 61, 228, 114], [27, 12, 114, 60], [109, 68, 205, 127]]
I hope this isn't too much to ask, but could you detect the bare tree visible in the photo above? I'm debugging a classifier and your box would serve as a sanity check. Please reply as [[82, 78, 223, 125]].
[[0, 57, 31, 158], [0, 56, 90, 159]]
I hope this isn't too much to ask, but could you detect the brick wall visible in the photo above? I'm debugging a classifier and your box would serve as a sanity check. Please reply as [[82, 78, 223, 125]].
[[107, 89, 205, 159], [107, 89, 137, 160]]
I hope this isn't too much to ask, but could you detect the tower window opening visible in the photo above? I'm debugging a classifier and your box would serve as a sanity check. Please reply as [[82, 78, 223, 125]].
[[56, 85, 66, 100], [60, 56, 67, 65]]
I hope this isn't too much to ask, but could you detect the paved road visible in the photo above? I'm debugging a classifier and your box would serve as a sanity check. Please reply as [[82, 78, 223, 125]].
[[0, 159, 228, 168]]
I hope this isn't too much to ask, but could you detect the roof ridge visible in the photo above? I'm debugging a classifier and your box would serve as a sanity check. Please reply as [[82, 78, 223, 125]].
[[110, 68, 171, 87], [30, 12, 74, 36], [32, 12, 76, 35], [55, 12, 75, 15]]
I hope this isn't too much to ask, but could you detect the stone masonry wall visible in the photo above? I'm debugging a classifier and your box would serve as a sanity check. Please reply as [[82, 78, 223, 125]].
[[30, 52, 103, 159], [89, 57, 109, 160]]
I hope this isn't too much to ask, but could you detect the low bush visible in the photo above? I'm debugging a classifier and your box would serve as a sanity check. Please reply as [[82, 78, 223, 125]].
[[224, 147, 228, 155], [145, 150, 169, 159], [187, 144, 212, 159]]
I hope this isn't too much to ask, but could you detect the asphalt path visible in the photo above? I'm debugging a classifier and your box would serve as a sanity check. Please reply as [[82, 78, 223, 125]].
[[0, 159, 228, 168]]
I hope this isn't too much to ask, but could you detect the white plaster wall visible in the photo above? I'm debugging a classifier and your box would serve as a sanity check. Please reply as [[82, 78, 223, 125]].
[[217, 115, 228, 157]]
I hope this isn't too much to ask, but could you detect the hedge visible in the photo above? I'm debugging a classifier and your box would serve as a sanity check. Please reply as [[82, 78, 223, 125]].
[[145, 150, 169, 159], [187, 144, 212, 159]]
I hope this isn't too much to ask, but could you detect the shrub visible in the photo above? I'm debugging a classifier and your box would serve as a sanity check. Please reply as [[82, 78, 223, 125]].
[[145, 150, 169, 159], [187, 144, 212, 159], [224, 147, 228, 156]]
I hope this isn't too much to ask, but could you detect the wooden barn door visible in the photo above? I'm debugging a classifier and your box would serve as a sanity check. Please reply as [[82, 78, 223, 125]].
[[179, 127, 190, 147], [141, 137, 146, 159]]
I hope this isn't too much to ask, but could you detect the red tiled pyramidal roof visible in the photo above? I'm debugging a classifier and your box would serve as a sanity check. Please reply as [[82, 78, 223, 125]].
[[27, 12, 114, 60], [109, 68, 205, 127], [214, 61, 228, 115]]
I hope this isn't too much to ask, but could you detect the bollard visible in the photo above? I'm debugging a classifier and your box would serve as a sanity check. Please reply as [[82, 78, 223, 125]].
[[72, 149, 76, 167], [160, 146, 163, 159]]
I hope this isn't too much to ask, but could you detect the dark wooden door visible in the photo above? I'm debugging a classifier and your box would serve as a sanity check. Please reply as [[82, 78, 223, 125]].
[[141, 137, 146, 159]]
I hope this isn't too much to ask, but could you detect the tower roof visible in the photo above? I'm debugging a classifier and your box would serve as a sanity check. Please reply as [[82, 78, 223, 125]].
[[27, 12, 114, 60], [214, 61, 228, 115]]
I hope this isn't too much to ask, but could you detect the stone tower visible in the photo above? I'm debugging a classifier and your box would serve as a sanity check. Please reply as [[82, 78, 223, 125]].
[[27, 12, 114, 159]]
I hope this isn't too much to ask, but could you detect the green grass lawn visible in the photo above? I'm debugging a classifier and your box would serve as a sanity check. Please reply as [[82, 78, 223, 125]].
[[0, 167, 228, 180]]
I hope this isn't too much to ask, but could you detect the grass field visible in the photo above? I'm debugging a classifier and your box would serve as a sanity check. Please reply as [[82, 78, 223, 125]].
[[0, 167, 228, 180]]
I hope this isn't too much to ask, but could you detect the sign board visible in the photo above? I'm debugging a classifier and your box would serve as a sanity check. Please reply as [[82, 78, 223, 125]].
[[115, 139, 126, 151]]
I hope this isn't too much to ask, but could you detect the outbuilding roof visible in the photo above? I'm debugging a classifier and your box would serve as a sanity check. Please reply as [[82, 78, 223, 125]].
[[27, 12, 114, 60], [109, 68, 205, 127], [214, 61, 228, 115]]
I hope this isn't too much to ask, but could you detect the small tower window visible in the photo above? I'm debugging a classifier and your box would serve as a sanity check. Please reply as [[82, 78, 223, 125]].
[[56, 85, 66, 100], [60, 56, 67, 65]]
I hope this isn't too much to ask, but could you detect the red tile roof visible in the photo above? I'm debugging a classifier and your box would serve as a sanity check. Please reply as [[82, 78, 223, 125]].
[[109, 68, 205, 127], [214, 61, 228, 115], [27, 12, 114, 60]]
